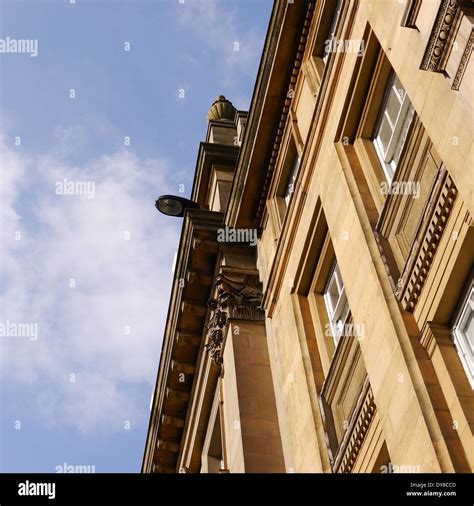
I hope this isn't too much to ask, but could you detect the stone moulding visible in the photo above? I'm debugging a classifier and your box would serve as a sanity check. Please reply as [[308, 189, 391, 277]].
[[333, 377, 376, 473], [374, 230, 398, 293], [420, 321, 452, 356], [401, 0, 423, 29], [395, 168, 458, 311], [205, 273, 265, 366], [420, 0, 466, 73], [452, 28, 474, 90], [256, 1, 315, 221]]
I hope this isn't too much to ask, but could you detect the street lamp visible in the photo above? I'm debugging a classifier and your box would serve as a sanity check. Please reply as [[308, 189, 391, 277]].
[[155, 195, 199, 217]]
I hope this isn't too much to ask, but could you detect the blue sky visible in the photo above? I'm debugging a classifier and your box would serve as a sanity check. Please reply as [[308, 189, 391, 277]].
[[0, 0, 272, 472]]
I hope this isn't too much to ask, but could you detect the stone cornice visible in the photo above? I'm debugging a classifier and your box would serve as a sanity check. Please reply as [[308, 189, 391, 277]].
[[142, 209, 223, 473], [452, 28, 474, 90], [255, 1, 316, 221], [420, 0, 466, 73], [191, 142, 239, 209], [225, 0, 310, 230]]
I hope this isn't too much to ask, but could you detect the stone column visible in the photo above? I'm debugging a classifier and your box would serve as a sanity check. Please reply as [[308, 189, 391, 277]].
[[205, 269, 285, 472]]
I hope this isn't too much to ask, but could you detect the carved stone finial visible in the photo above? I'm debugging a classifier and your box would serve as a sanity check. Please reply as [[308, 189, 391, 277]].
[[207, 95, 237, 122]]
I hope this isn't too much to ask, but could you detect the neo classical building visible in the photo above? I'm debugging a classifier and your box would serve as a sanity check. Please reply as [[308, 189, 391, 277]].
[[143, 0, 474, 473]]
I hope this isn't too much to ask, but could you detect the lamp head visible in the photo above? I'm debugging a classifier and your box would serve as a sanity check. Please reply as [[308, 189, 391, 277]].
[[155, 195, 199, 217]]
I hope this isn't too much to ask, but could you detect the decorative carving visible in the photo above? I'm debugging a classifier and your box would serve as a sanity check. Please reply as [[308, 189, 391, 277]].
[[420, 0, 464, 72], [205, 308, 226, 365], [395, 168, 458, 311], [205, 274, 265, 366], [452, 28, 474, 90], [333, 378, 376, 473]]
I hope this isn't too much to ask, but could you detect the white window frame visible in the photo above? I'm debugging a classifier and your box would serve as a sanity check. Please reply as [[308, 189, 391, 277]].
[[323, 263, 350, 346], [373, 73, 415, 184], [452, 278, 474, 389]]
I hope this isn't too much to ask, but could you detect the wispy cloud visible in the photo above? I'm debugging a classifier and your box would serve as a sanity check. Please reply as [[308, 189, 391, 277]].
[[0, 129, 179, 434], [177, 0, 267, 91]]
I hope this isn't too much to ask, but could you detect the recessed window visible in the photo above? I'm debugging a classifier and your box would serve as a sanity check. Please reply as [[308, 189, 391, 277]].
[[323, 262, 350, 346], [373, 73, 415, 183], [276, 135, 300, 221], [452, 277, 474, 389], [284, 153, 300, 206], [322, 0, 343, 63], [203, 404, 227, 473]]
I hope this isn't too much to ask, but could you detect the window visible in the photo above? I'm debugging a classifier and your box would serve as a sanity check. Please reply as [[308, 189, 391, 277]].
[[373, 73, 415, 183], [322, 0, 343, 62], [275, 134, 300, 221], [284, 153, 300, 206], [452, 277, 474, 389], [323, 262, 350, 346], [202, 402, 228, 473]]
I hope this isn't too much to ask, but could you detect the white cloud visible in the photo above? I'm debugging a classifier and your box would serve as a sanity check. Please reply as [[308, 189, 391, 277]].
[[178, 0, 267, 87], [0, 132, 179, 433]]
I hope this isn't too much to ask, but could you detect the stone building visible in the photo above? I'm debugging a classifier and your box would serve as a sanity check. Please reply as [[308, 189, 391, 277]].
[[143, 0, 473, 473]]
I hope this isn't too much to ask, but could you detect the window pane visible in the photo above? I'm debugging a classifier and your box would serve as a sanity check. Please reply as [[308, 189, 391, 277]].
[[460, 300, 474, 361], [453, 285, 474, 388], [322, 0, 343, 61], [333, 297, 350, 344], [324, 262, 351, 346], [284, 155, 300, 206], [335, 308, 350, 338], [373, 71, 415, 182], [464, 312, 473, 349], [334, 264, 344, 292], [385, 88, 402, 125], [392, 105, 415, 167], [326, 275, 340, 317], [392, 75, 406, 103], [377, 116, 393, 155]]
